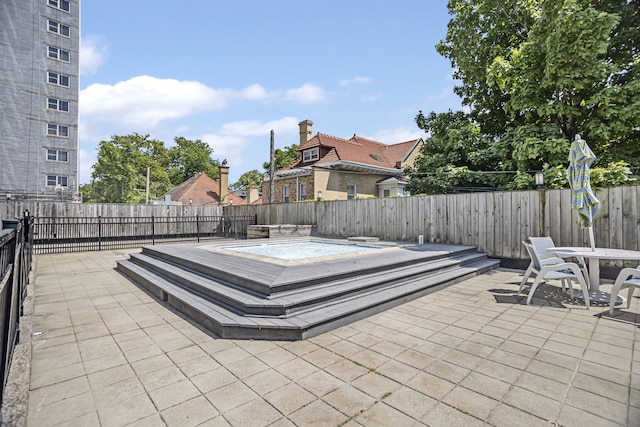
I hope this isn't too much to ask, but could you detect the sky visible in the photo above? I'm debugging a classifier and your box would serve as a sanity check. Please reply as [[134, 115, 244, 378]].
[[79, 1, 463, 185]]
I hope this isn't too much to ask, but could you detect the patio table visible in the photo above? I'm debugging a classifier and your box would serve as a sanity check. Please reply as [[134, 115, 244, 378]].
[[550, 247, 640, 304]]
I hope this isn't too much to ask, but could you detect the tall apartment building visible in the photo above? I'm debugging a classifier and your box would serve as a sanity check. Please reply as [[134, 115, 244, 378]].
[[0, 0, 80, 201]]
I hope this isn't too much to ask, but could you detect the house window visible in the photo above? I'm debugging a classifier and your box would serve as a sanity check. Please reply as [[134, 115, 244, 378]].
[[48, 72, 70, 87], [47, 98, 69, 112], [303, 147, 319, 163], [48, 0, 70, 12], [47, 124, 69, 137], [383, 189, 391, 197], [48, 20, 70, 37], [47, 149, 68, 162], [298, 183, 306, 201], [46, 175, 68, 187], [347, 184, 357, 200], [283, 185, 289, 203], [47, 46, 70, 62]]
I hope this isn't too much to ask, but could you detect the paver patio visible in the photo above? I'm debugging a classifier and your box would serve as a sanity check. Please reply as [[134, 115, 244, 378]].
[[2, 248, 639, 426]]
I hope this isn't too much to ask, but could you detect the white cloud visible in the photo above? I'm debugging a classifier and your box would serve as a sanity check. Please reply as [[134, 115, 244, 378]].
[[80, 35, 108, 76], [339, 76, 372, 86], [284, 83, 326, 103], [367, 127, 423, 145]]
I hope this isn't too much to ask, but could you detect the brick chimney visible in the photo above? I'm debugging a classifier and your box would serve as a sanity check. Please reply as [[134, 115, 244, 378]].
[[299, 119, 313, 146], [219, 164, 229, 205]]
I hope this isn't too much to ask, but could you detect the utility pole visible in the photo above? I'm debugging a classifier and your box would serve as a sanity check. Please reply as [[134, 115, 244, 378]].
[[269, 130, 275, 204]]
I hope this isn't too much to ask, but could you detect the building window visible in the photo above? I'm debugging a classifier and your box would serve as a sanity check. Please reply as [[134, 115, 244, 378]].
[[283, 185, 289, 203], [47, 46, 70, 62], [47, 98, 69, 112], [383, 189, 390, 197], [47, 149, 68, 162], [303, 147, 319, 163], [347, 184, 357, 200], [47, 124, 69, 137], [46, 175, 68, 187], [47, 20, 70, 37], [298, 183, 307, 201], [48, 71, 70, 87], [48, 0, 70, 12]]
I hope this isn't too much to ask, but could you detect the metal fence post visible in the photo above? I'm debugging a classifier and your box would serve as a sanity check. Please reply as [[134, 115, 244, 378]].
[[196, 215, 200, 243], [98, 216, 102, 251], [152, 215, 155, 245]]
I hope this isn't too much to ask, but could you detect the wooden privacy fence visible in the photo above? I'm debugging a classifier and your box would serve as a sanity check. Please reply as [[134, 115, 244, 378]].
[[229, 185, 640, 264]]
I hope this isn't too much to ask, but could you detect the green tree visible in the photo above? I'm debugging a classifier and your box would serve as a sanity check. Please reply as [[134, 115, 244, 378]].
[[263, 144, 300, 171], [167, 137, 220, 184], [231, 169, 263, 192], [88, 134, 172, 203]]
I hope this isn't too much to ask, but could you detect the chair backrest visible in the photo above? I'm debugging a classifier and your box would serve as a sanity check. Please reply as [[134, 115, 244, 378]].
[[522, 241, 543, 271], [529, 236, 555, 255]]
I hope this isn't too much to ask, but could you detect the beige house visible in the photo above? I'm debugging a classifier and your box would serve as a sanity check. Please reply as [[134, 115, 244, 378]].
[[262, 120, 423, 203]]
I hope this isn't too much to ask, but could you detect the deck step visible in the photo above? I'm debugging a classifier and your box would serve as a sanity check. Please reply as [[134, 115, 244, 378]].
[[116, 241, 500, 340]]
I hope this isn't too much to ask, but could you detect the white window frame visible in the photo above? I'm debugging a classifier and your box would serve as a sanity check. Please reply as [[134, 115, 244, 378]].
[[298, 183, 306, 201], [47, 20, 70, 37], [47, 149, 68, 162], [303, 147, 319, 163], [48, 0, 70, 12], [47, 98, 69, 112], [48, 71, 70, 87], [47, 46, 70, 63], [47, 123, 69, 137], [283, 185, 289, 203], [46, 175, 68, 187], [347, 184, 357, 200]]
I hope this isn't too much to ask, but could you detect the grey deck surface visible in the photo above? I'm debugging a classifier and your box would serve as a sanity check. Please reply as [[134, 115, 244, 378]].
[[117, 238, 499, 340]]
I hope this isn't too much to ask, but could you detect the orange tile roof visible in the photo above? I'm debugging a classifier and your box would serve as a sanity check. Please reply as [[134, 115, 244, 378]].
[[293, 132, 415, 169], [164, 172, 246, 206]]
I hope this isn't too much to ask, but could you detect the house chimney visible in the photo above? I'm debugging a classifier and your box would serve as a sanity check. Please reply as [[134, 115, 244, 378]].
[[247, 187, 259, 204], [220, 164, 229, 205], [299, 119, 313, 145]]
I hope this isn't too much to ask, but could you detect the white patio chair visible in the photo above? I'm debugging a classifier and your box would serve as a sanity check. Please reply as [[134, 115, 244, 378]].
[[608, 266, 640, 315], [521, 241, 591, 308], [519, 236, 590, 292]]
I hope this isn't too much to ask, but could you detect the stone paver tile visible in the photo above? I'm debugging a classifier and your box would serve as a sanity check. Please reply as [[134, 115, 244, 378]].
[[78, 336, 121, 361], [91, 376, 147, 411], [459, 371, 511, 401], [350, 348, 390, 370], [354, 401, 417, 426], [503, 386, 561, 421], [583, 349, 632, 371], [28, 376, 90, 409], [262, 382, 315, 415], [326, 339, 364, 357], [223, 397, 283, 427], [394, 348, 437, 370], [97, 393, 157, 427], [191, 367, 237, 394], [564, 387, 628, 426], [556, 403, 624, 427], [83, 352, 128, 375], [116, 335, 155, 352], [515, 371, 569, 401], [30, 361, 85, 389], [196, 338, 237, 356], [542, 339, 586, 358], [225, 355, 269, 379], [206, 381, 259, 413], [418, 402, 485, 427], [347, 332, 380, 348], [243, 368, 291, 395], [31, 349, 82, 375], [424, 359, 471, 384], [149, 379, 201, 411], [383, 386, 437, 420], [578, 360, 630, 387], [149, 330, 193, 353], [376, 359, 420, 384], [161, 395, 218, 427], [572, 372, 629, 404], [488, 403, 554, 427], [175, 354, 221, 378], [74, 321, 110, 341], [254, 346, 297, 367], [52, 411, 101, 427], [27, 386, 94, 426], [288, 399, 347, 426], [210, 345, 251, 365], [487, 348, 531, 370], [323, 384, 377, 417], [443, 348, 484, 371], [130, 353, 174, 376], [87, 364, 135, 389], [279, 339, 321, 357], [297, 370, 344, 397], [443, 385, 499, 421], [301, 348, 345, 368], [525, 358, 575, 384], [406, 371, 455, 401], [275, 357, 320, 381], [350, 371, 401, 400], [31, 340, 79, 363], [138, 365, 187, 392], [125, 413, 166, 427]]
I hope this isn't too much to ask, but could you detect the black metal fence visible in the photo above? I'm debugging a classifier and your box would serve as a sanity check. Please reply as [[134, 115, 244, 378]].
[[0, 214, 33, 408], [32, 215, 257, 254]]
